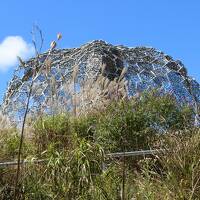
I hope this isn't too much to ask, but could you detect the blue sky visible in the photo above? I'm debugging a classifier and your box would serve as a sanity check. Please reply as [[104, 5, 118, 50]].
[[0, 0, 200, 103]]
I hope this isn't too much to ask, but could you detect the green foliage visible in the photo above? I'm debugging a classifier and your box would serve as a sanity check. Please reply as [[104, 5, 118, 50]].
[[34, 114, 72, 153], [72, 114, 99, 139], [96, 91, 193, 152], [32, 90, 193, 154], [21, 137, 105, 199], [0, 128, 34, 160], [0, 90, 198, 199], [133, 128, 200, 200]]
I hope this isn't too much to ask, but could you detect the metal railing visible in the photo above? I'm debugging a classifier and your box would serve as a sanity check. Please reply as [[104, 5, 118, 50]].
[[0, 149, 165, 167], [107, 149, 165, 157]]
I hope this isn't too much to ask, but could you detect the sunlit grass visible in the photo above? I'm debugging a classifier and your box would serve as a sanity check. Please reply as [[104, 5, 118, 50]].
[[0, 91, 199, 199]]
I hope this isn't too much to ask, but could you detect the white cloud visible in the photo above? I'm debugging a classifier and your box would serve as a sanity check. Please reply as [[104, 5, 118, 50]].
[[0, 36, 34, 72]]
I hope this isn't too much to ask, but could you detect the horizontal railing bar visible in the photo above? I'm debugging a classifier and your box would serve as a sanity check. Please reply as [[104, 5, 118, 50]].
[[0, 149, 166, 167], [0, 159, 47, 167], [107, 149, 165, 157]]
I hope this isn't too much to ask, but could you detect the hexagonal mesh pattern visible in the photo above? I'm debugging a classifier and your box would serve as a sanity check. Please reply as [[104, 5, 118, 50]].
[[1, 40, 200, 123]]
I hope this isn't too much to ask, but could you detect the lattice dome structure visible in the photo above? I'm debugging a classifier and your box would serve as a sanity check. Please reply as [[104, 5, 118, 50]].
[[1, 40, 200, 123]]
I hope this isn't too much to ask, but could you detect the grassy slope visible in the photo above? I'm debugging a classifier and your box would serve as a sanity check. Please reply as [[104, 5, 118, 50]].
[[0, 91, 199, 199]]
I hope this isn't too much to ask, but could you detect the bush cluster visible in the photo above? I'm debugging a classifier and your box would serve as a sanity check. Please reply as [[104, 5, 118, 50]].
[[0, 91, 199, 199]]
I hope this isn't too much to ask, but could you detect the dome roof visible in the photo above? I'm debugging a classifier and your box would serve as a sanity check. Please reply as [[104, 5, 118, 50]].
[[2, 40, 200, 121]]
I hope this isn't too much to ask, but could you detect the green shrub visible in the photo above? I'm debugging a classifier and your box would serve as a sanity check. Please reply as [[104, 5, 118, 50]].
[[72, 113, 99, 139], [96, 91, 193, 152], [33, 90, 194, 153], [0, 128, 34, 161], [33, 114, 72, 154]]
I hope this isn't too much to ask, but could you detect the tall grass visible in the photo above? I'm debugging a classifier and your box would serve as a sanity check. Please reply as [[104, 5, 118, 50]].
[[133, 128, 200, 200], [0, 112, 12, 131], [0, 91, 199, 199]]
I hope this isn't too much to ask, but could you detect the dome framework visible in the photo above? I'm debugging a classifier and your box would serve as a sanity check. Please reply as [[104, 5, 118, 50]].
[[1, 40, 200, 123]]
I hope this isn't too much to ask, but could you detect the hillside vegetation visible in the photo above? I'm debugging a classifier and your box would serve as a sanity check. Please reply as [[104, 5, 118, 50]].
[[0, 91, 199, 200]]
